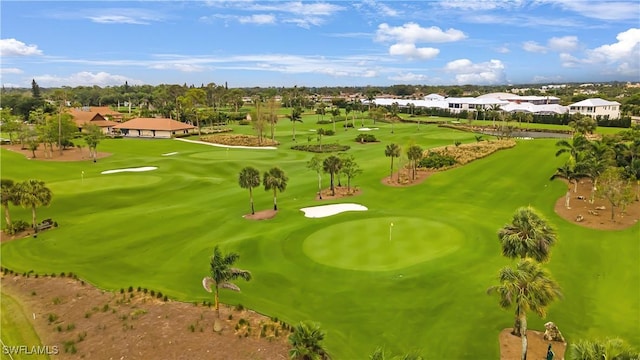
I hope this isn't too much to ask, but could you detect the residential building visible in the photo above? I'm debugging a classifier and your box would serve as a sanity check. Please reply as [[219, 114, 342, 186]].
[[568, 98, 621, 119]]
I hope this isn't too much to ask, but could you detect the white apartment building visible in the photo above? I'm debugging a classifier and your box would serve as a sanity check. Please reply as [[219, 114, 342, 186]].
[[568, 98, 621, 119]]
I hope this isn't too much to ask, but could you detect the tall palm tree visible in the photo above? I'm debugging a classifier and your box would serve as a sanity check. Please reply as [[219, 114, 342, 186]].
[[498, 207, 556, 263], [263, 167, 288, 210], [322, 155, 342, 196], [202, 245, 252, 318], [15, 179, 52, 231], [238, 166, 261, 215], [569, 338, 639, 360], [550, 162, 583, 194], [0, 179, 18, 227], [406, 145, 423, 181], [289, 321, 331, 360], [307, 155, 324, 199], [288, 107, 303, 141], [555, 134, 589, 159], [385, 144, 401, 182], [487, 259, 562, 360]]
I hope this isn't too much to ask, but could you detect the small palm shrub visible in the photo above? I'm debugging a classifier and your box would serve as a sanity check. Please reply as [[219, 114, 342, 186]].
[[419, 152, 458, 169]]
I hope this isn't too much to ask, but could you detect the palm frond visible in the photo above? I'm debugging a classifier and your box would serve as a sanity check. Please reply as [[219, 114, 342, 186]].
[[202, 276, 215, 293], [220, 282, 241, 292]]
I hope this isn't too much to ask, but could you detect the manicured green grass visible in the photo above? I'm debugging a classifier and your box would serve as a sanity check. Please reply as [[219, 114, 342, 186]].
[[0, 290, 50, 360], [1, 120, 638, 359]]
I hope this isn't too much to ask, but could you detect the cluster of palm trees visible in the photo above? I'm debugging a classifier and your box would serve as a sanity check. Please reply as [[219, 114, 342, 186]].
[[551, 129, 639, 219], [306, 154, 362, 198], [238, 166, 288, 214], [384, 143, 424, 183], [1, 178, 53, 233], [488, 206, 562, 360]]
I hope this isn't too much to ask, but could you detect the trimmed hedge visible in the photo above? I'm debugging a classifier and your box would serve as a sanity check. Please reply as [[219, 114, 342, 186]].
[[291, 143, 350, 153]]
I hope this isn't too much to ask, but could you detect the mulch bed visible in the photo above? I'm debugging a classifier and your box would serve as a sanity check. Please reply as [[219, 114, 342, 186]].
[[243, 209, 278, 221], [499, 328, 566, 360], [1, 144, 111, 162]]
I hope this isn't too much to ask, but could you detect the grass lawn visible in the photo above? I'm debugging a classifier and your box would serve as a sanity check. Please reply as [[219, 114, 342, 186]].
[[0, 290, 50, 360], [1, 119, 638, 358]]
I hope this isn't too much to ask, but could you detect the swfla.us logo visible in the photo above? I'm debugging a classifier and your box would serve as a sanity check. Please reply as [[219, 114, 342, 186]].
[[3, 345, 59, 355]]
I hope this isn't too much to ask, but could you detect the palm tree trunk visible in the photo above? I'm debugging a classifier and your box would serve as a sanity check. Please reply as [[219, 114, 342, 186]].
[[31, 206, 37, 230], [3, 204, 11, 227], [215, 287, 220, 319], [330, 173, 335, 196], [390, 158, 394, 179], [292, 121, 296, 141], [273, 189, 277, 211], [249, 188, 255, 215], [512, 305, 521, 336], [520, 314, 528, 360], [317, 173, 322, 199]]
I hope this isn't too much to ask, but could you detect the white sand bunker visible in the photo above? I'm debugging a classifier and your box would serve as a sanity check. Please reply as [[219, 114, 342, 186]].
[[175, 138, 276, 150], [101, 166, 158, 175], [162, 152, 179, 156], [300, 203, 368, 218], [357, 127, 379, 131]]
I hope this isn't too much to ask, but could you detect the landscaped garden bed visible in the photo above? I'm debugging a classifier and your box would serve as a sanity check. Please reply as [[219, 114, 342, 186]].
[[199, 134, 279, 147]]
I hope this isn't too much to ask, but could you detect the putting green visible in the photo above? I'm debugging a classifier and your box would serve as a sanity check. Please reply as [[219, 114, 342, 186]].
[[303, 217, 464, 271]]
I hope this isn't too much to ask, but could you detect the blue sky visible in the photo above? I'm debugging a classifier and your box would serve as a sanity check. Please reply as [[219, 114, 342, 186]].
[[1, 0, 639, 88]]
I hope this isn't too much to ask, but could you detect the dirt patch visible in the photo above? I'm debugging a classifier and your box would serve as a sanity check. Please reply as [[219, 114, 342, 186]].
[[0, 273, 290, 360], [499, 328, 566, 360], [316, 186, 362, 200], [1, 144, 111, 162], [243, 209, 278, 221], [382, 167, 436, 187], [553, 179, 640, 231]]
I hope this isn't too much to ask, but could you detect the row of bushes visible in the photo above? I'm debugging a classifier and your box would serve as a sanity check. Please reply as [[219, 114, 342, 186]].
[[355, 134, 378, 143], [291, 143, 350, 153]]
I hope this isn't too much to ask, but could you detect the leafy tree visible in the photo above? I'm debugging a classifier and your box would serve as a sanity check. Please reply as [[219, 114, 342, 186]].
[[406, 145, 423, 181], [83, 123, 104, 162], [288, 107, 303, 141], [31, 79, 41, 99], [389, 102, 400, 133], [266, 96, 280, 140], [251, 96, 267, 145], [487, 259, 562, 360], [263, 167, 288, 211], [0, 179, 18, 227], [569, 114, 597, 134], [289, 321, 331, 360], [238, 166, 261, 215], [385, 143, 401, 182], [339, 154, 362, 193], [178, 88, 207, 136], [569, 338, 640, 360], [307, 155, 323, 199], [322, 155, 342, 196], [498, 207, 557, 263], [15, 179, 53, 231], [0, 108, 21, 144], [596, 167, 635, 221], [202, 245, 252, 318], [330, 107, 340, 132], [52, 89, 68, 155]]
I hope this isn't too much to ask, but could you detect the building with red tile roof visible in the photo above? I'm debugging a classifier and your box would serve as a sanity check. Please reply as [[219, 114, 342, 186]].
[[113, 118, 195, 138]]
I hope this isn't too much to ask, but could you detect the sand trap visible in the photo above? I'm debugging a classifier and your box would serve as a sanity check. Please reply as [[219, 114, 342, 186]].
[[162, 152, 179, 156], [300, 203, 368, 218], [101, 166, 158, 174], [175, 138, 277, 150], [357, 127, 379, 131]]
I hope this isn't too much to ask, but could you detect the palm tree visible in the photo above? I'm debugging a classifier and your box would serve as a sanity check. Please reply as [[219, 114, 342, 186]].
[[0, 179, 18, 227], [487, 259, 562, 360], [569, 338, 639, 360], [307, 155, 324, 199], [263, 167, 288, 210], [322, 155, 342, 196], [288, 107, 303, 141], [339, 154, 362, 193], [238, 166, 261, 215], [498, 207, 556, 263], [555, 134, 589, 159], [550, 163, 583, 195], [15, 179, 52, 231], [385, 144, 401, 182], [406, 145, 423, 181], [289, 321, 331, 360], [370, 347, 423, 360], [202, 245, 252, 318]]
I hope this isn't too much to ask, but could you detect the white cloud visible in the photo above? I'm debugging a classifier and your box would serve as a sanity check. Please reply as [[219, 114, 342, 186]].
[[360, 0, 400, 17], [0, 39, 43, 57], [83, 8, 166, 25], [495, 45, 510, 54], [539, 0, 639, 20], [438, 0, 526, 11], [522, 41, 547, 53], [33, 72, 143, 87], [444, 59, 506, 85], [548, 36, 579, 52], [88, 15, 150, 25], [389, 43, 439, 60], [376, 23, 466, 43], [249, 2, 344, 16], [149, 63, 208, 72], [582, 28, 640, 76], [388, 72, 428, 82], [0, 67, 24, 74], [239, 14, 276, 25]]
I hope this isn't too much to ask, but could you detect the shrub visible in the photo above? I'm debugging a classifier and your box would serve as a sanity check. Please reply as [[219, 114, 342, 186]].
[[128, 286, 134, 293], [235, 304, 245, 311], [150, 290, 155, 297], [419, 152, 458, 169], [47, 313, 59, 324], [6, 220, 29, 235], [355, 133, 378, 143]]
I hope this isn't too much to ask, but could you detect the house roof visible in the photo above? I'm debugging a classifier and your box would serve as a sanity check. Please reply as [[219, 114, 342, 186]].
[[113, 118, 196, 131], [501, 103, 567, 114], [68, 109, 118, 128], [569, 98, 620, 107]]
